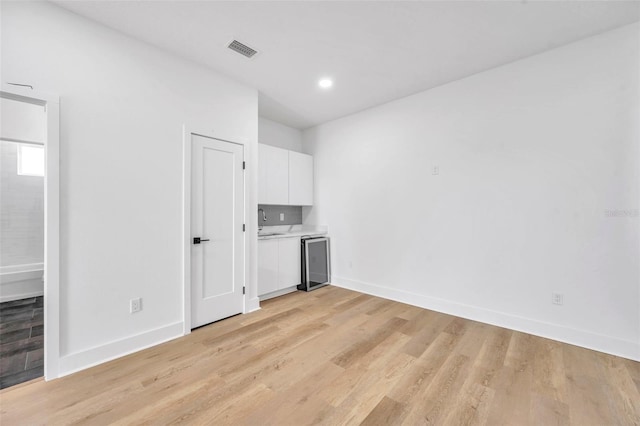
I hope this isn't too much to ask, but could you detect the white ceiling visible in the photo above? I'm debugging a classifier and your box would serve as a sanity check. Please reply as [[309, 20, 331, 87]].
[[54, 1, 640, 129]]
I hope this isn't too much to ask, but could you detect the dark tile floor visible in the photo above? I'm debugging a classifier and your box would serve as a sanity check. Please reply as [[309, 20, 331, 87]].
[[0, 296, 44, 389]]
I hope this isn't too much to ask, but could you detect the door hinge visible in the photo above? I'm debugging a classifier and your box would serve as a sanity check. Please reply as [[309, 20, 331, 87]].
[[242, 161, 246, 170], [243, 287, 246, 295], [243, 224, 245, 232]]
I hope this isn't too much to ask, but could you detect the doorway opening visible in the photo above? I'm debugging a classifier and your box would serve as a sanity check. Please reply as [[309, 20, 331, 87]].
[[0, 86, 60, 386], [182, 129, 248, 334], [0, 97, 46, 388]]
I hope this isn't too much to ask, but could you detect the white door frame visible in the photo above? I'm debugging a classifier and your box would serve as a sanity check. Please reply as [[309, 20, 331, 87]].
[[1, 84, 60, 380], [182, 125, 250, 335]]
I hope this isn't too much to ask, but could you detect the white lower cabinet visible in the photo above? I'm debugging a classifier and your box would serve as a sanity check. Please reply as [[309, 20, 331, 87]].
[[258, 237, 301, 298], [257, 239, 279, 295], [278, 237, 301, 290]]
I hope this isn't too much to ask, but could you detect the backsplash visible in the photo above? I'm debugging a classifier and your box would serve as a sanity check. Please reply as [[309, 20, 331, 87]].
[[258, 205, 302, 227]]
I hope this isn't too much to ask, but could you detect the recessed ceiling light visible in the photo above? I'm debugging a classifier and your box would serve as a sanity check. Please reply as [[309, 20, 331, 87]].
[[318, 78, 333, 89]]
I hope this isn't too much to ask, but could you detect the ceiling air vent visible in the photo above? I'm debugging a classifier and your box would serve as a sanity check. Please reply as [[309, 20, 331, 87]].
[[227, 40, 258, 58]]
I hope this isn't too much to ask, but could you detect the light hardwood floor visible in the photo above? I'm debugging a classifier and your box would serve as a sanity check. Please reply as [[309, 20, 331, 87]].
[[1, 286, 639, 425]]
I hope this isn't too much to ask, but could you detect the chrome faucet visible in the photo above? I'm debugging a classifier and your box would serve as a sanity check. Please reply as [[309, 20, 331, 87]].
[[258, 208, 267, 230]]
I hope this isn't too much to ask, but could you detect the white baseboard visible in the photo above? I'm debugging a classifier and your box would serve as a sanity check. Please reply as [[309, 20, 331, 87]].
[[332, 276, 640, 362], [58, 321, 184, 377], [246, 297, 261, 313], [0, 290, 44, 303], [258, 286, 297, 302], [1, 277, 44, 303]]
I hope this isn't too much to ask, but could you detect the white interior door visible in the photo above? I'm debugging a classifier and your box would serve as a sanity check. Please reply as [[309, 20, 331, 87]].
[[191, 134, 244, 328]]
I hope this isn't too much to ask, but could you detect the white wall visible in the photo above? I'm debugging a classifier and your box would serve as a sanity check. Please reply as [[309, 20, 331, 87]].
[[1, 1, 258, 375], [1, 98, 46, 144], [259, 116, 303, 152], [304, 23, 640, 360]]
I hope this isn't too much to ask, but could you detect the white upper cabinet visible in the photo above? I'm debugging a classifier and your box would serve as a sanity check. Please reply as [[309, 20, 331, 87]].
[[258, 145, 269, 205], [258, 144, 289, 205], [258, 144, 313, 206], [288, 151, 313, 206]]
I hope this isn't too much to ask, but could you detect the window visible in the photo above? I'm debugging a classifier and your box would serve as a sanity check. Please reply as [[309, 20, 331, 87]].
[[17, 144, 44, 177]]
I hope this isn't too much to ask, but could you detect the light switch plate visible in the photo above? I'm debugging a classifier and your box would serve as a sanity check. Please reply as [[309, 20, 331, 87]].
[[280, 213, 285, 221]]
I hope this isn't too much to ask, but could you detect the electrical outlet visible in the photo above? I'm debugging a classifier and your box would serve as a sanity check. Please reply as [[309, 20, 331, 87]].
[[280, 213, 284, 221], [130, 298, 142, 313], [432, 166, 439, 175], [552, 293, 563, 306]]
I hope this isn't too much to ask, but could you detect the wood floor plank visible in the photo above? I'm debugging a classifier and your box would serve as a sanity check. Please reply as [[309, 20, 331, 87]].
[[563, 344, 617, 425], [317, 331, 414, 410], [464, 326, 511, 389], [388, 329, 474, 405], [324, 294, 392, 326], [442, 382, 495, 426], [596, 353, 640, 425], [399, 308, 438, 336], [208, 383, 275, 425], [529, 393, 570, 426], [532, 338, 567, 403], [401, 312, 453, 358], [486, 364, 534, 425], [331, 317, 408, 368], [623, 358, 640, 381], [0, 286, 638, 425], [323, 350, 415, 425], [241, 361, 344, 426], [402, 353, 472, 425], [359, 396, 405, 426]]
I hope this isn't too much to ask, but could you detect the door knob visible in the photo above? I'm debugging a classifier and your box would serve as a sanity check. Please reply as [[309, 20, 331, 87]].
[[193, 237, 210, 244]]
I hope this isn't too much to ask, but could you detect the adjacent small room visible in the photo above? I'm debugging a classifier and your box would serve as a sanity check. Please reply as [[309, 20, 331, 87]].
[[0, 96, 46, 388], [0, 1, 638, 425]]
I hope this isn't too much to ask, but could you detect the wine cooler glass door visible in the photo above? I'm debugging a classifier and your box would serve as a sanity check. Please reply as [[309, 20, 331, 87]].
[[303, 237, 330, 290]]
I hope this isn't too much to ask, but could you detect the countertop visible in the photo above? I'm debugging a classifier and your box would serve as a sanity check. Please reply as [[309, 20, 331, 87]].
[[258, 224, 328, 240]]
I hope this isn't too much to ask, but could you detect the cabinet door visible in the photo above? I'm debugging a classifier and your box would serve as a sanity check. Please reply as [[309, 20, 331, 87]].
[[259, 144, 289, 205], [278, 237, 301, 290], [258, 239, 279, 295], [289, 151, 313, 206], [258, 144, 269, 204]]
